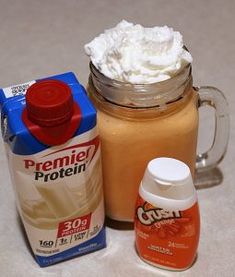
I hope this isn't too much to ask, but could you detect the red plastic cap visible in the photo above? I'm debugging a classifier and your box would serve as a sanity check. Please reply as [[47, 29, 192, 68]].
[[25, 80, 73, 127]]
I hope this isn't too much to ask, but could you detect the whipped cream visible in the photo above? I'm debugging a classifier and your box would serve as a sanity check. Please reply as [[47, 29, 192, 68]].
[[85, 20, 192, 84]]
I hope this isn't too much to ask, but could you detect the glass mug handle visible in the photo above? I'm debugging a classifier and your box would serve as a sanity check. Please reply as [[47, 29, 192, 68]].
[[195, 86, 229, 173]]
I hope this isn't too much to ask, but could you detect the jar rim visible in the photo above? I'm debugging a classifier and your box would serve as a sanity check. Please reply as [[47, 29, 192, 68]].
[[90, 62, 191, 88], [89, 62, 192, 108]]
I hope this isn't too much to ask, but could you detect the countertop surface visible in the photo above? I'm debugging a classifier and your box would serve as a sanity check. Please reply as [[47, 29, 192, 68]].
[[0, 0, 235, 276]]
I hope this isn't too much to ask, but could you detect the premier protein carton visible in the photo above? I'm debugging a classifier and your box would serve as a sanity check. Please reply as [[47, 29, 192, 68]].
[[0, 72, 106, 267]]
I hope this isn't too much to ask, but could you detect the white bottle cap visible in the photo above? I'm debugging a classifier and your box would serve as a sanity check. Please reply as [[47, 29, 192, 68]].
[[139, 158, 197, 211]]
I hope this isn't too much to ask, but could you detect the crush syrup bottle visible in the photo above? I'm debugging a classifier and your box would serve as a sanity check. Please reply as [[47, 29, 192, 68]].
[[0, 73, 106, 267], [135, 157, 200, 271]]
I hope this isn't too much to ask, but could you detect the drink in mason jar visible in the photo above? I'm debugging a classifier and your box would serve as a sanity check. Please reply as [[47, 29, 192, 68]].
[[85, 20, 229, 222]]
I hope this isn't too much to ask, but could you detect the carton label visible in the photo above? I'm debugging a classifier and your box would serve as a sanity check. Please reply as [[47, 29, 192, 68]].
[[3, 81, 36, 98], [7, 129, 105, 265]]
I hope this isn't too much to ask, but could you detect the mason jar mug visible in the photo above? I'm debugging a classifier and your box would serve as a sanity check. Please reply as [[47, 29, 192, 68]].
[[88, 62, 229, 222]]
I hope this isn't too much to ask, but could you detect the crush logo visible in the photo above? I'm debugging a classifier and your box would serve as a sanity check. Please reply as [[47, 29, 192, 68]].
[[136, 202, 181, 226], [23, 137, 99, 182]]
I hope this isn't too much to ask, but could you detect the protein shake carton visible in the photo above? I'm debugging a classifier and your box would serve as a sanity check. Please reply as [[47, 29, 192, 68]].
[[0, 72, 106, 267]]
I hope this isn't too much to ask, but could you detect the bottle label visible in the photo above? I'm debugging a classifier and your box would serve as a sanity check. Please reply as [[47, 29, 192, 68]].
[[135, 195, 200, 270]]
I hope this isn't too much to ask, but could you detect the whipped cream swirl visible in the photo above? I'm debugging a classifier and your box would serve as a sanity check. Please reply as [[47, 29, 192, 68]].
[[85, 20, 192, 84]]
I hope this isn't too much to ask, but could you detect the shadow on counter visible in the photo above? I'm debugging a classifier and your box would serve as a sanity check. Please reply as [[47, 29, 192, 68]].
[[105, 217, 134, 230]]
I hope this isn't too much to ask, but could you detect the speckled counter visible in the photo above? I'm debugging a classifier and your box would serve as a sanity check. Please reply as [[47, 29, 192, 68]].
[[0, 0, 235, 276]]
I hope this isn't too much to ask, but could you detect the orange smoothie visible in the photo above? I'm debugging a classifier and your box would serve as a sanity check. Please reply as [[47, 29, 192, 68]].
[[88, 80, 199, 221]]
